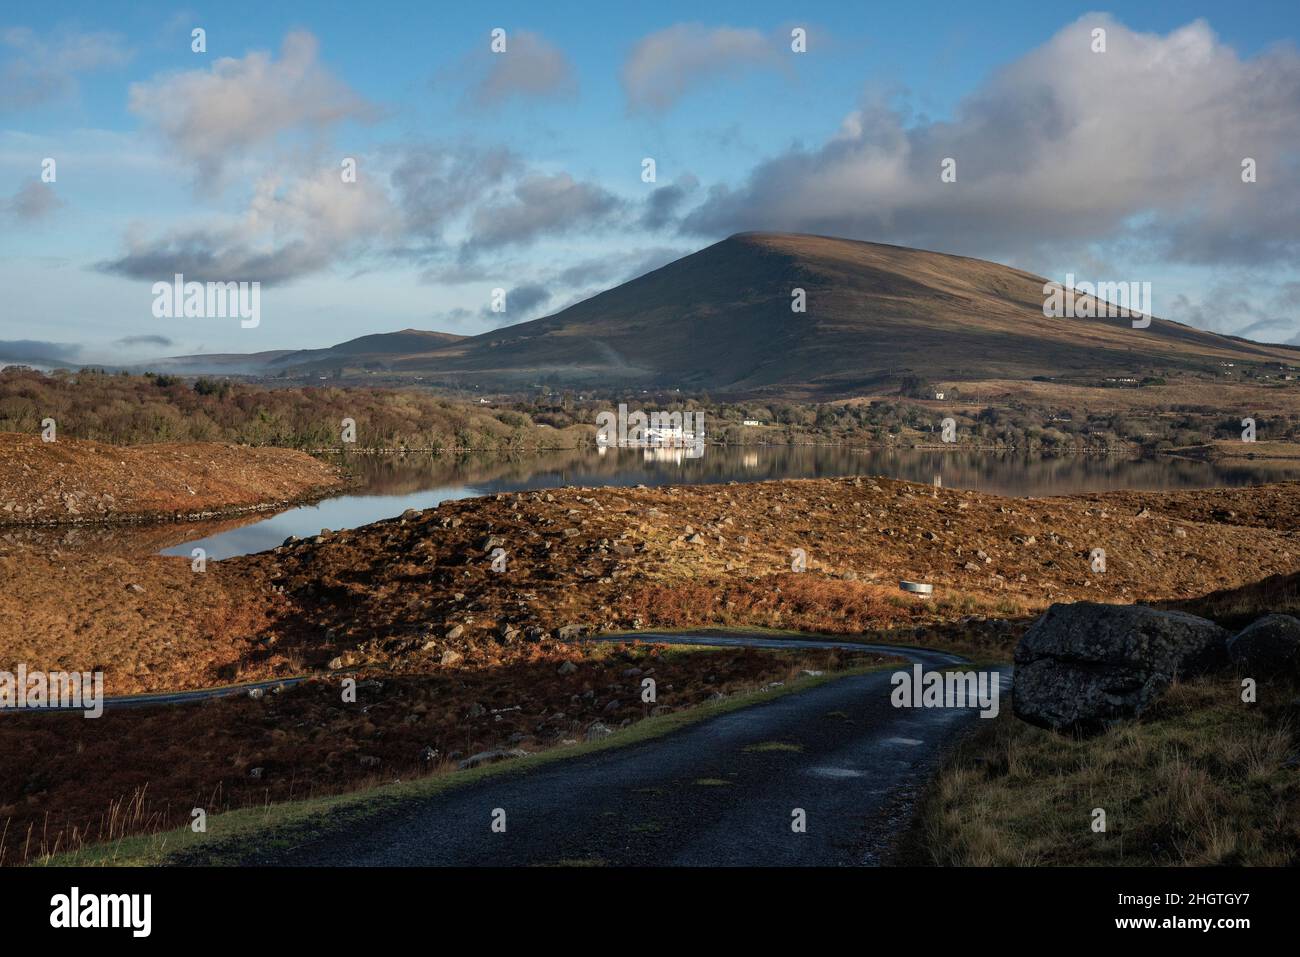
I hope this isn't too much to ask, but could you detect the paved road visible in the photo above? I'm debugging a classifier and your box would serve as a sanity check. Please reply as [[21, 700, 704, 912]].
[[0, 676, 306, 715], [235, 632, 1008, 867]]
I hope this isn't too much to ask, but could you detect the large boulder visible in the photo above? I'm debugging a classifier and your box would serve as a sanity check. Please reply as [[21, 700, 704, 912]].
[[1227, 614, 1300, 679], [1013, 602, 1229, 734]]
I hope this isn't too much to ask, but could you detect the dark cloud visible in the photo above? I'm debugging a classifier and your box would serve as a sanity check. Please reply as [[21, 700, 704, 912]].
[[0, 339, 81, 363], [640, 174, 699, 230], [115, 335, 175, 348], [433, 284, 554, 332], [462, 173, 624, 256], [392, 145, 519, 246], [5, 181, 62, 220]]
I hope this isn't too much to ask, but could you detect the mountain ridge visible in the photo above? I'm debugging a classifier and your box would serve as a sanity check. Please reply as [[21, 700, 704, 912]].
[[149, 233, 1300, 396]]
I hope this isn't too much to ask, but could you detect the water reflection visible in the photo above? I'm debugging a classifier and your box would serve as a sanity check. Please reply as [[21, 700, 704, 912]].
[[148, 446, 1300, 561]]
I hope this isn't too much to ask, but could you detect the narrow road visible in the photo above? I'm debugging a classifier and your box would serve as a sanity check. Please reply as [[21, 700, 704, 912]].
[[232, 632, 1007, 867], [0, 676, 307, 714]]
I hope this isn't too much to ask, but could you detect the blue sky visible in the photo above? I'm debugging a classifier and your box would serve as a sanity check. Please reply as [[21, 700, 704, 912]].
[[2, 1, 1299, 363]]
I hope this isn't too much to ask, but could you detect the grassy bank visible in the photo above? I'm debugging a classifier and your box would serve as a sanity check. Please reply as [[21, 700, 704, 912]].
[[905, 674, 1300, 865]]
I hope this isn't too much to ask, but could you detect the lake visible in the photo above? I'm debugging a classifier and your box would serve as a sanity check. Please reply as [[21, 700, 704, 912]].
[[158, 445, 1300, 561]]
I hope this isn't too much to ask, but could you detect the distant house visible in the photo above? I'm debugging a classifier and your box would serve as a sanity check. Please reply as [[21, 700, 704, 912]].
[[742, 419, 762, 426]]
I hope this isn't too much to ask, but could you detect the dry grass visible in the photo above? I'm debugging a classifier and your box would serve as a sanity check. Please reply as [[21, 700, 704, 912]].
[[914, 676, 1300, 866]]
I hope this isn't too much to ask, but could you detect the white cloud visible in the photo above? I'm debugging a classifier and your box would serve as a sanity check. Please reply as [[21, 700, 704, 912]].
[[682, 15, 1300, 271], [470, 30, 575, 105], [622, 24, 780, 112], [98, 166, 398, 285], [128, 31, 377, 181]]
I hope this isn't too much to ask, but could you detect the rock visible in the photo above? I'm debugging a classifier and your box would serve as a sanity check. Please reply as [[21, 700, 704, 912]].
[[585, 721, 613, 741], [1013, 602, 1229, 734], [419, 746, 440, 764], [248, 767, 264, 780], [481, 534, 505, 552], [602, 699, 622, 713], [457, 748, 527, 770], [557, 660, 578, 675], [686, 533, 705, 545], [1227, 614, 1300, 678], [555, 623, 586, 640], [358, 754, 382, 768], [125, 583, 145, 594], [439, 649, 463, 666], [445, 624, 464, 641], [467, 702, 487, 718]]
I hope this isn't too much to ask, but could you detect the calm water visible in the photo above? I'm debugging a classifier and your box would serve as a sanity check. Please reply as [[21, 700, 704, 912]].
[[161, 445, 1300, 560]]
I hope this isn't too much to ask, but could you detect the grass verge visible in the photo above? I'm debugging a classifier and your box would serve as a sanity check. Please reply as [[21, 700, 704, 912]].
[[900, 673, 1300, 865]]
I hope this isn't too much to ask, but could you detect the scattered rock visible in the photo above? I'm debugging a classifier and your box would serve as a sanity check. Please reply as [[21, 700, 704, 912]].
[[585, 721, 613, 741], [557, 660, 578, 675]]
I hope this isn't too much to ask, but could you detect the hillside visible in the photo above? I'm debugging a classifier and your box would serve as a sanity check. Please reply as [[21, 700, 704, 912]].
[[152, 329, 467, 377], [0, 432, 344, 524], [156, 234, 1300, 397]]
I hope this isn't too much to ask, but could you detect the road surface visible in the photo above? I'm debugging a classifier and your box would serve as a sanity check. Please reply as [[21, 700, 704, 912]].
[[227, 632, 1007, 867]]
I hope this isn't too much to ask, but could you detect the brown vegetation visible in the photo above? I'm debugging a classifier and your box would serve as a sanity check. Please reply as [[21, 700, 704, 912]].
[[0, 431, 345, 524], [0, 368, 588, 450]]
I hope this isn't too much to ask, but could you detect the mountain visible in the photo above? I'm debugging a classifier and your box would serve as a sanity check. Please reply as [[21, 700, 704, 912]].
[[155, 234, 1300, 396], [151, 330, 467, 377]]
